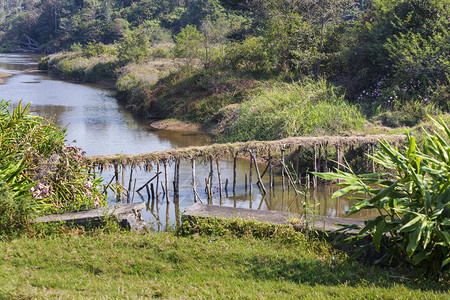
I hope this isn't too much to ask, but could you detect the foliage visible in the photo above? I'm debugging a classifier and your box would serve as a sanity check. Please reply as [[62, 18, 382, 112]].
[[0, 161, 34, 236], [224, 36, 274, 74], [0, 100, 106, 225], [223, 78, 365, 142], [82, 41, 116, 58], [316, 117, 450, 277], [342, 0, 450, 107], [173, 25, 204, 63], [117, 30, 150, 64]]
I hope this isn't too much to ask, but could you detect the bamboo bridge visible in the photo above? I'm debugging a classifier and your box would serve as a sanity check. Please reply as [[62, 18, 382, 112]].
[[87, 134, 406, 206]]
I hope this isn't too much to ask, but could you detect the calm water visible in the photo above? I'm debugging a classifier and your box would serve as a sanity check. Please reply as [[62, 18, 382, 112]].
[[0, 53, 371, 230]]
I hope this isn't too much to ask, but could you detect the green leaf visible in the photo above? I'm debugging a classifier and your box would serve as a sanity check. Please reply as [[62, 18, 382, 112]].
[[400, 215, 423, 233], [331, 184, 365, 198], [412, 251, 430, 265], [373, 219, 386, 252], [442, 257, 450, 267], [406, 220, 426, 256], [368, 182, 398, 204]]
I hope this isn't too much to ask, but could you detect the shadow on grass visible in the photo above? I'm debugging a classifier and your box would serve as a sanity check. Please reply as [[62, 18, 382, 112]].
[[239, 255, 449, 292]]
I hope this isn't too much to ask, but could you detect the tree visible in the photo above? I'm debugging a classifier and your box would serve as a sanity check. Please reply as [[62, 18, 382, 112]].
[[118, 29, 150, 63], [173, 24, 204, 65]]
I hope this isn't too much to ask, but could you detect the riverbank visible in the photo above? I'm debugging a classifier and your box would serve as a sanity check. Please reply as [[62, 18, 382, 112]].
[[40, 52, 369, 141], [0, 228, 447, 298]]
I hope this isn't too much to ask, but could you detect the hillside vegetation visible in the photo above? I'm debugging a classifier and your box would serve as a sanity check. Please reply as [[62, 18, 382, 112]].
[[16, 0, 447, 141]]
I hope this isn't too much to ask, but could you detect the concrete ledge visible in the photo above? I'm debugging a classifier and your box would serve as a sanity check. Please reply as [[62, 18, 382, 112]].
[[183, 203, 365, 233], [34, 202, 149, 232]]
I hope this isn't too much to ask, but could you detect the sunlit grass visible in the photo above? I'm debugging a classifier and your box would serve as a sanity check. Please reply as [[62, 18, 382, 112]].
[[0, 230, 447, 299], [223, 78, 366, 142]]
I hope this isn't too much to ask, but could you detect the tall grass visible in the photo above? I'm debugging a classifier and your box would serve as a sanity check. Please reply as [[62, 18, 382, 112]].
[[223, 78, 366, 142]]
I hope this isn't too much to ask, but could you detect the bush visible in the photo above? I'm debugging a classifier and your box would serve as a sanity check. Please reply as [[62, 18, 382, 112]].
[[224, 36, 274, 74], [0, 100, 106, 227], [118, 30, 150, 64], [316, 117, 450, 277], [82, 42, 115, 58]]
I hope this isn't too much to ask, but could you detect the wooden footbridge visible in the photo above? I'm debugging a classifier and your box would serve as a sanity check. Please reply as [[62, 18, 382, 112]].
[[87, 134, 406, 205]]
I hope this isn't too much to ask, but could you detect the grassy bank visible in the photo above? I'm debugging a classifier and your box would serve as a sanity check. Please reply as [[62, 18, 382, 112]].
[[0, 228, 447, 299]]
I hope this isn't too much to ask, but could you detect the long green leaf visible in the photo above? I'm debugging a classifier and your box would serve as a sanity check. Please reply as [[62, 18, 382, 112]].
[[373, 219, 386, 252], [368, 182, 398, 204], [406, 220, 426, 256]]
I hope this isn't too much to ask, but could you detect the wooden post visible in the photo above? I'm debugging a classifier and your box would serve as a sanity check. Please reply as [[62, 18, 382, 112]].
[[281, 148, 286, 192], [307, 174, 310, 190], [336, 146, 341, 171], [225, 179, 228, 194], [233, 155, 237, 195], [366, 144, 370, 171], [131, 178, 137, 203], [249, 152, 253, 196], [282, 162, 300, 195], [156, 162, 160, 200], [164, 159, 169, 203], [324, 144, 328, 173], [150, 183, 155, 201], [121, 165, 125, 204], [114, 164, 119, 197], [209, 157, 214, 201], [150, 183, 155, 211], [175, 158, 180, 199], [216, 159, 223, 205], [191, 158, 197, 203], [371, 144, 375, 173], [269, 151, 273, 190], [127, 167, 134, 203], [245, 173, 248, 192], [313, 145, 317, 189], [145, 183, 151, 210], [249, 150, 267, 195]]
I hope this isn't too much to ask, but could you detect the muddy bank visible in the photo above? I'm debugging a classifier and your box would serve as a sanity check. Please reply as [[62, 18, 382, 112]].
[[0, 72, 12, 84], [150, 119, 204, 132]]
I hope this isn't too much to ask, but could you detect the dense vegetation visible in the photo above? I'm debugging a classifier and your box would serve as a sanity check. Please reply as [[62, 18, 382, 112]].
[[13, 0, 446, 141], [0, 100, 106, 236], [317, 117, 450, 277]]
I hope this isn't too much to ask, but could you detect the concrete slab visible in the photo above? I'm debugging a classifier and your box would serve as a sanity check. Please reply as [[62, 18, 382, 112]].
[[183, 203, 365, 233], [34, 202, 149, 232]]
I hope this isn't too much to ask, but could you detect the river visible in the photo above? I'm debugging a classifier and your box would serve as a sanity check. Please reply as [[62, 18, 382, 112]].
[[0, 53, 371, 230]]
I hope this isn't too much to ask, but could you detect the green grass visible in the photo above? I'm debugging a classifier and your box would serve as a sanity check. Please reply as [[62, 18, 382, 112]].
[[0, 229, 447, 299], [222, 78, 366, 142]]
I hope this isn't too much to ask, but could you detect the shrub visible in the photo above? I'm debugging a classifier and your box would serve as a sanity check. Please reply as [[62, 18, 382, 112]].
[[173, 25, 203, 61], [118, 30, 150, 64], [316, 117, 450, 277], [0, 100, 106, 224], [224, 36, 274, 74]]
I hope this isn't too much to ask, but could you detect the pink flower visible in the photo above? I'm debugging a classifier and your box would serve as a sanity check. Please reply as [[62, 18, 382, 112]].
[[94, 197, 100, 208], [85, 181, 93, 189]]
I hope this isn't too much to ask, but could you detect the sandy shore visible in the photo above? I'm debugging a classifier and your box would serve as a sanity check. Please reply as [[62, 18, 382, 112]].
[[0, 71, 12, 84]]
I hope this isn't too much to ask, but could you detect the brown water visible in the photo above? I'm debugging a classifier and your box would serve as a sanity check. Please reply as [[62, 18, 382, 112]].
[[0, 53, 373, 230]]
